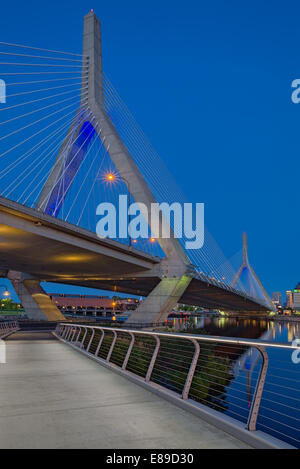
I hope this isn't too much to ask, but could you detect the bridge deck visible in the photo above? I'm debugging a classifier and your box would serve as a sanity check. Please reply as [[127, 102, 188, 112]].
[[0, 332, 250, 449]]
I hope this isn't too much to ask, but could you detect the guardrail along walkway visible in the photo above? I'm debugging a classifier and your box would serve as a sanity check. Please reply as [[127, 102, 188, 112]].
[[56, 324, 300, 449], [0, 331, 250, 449]]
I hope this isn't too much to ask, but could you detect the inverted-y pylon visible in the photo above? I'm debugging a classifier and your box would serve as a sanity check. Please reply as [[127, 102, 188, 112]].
[[232, 233, 275, 311], [8, 271, 64, 321], [36, 12, 193, 323]]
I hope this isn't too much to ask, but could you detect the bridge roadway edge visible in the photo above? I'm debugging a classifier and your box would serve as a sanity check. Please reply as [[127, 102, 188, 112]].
[[53, 333, 295, 450]]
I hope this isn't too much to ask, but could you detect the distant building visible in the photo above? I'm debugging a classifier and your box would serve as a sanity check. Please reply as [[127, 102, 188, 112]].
[[272, 292, 282, 306], [293, 283, 300, 311], [50, 293, 140, 316], [286, 291, 294, 308]]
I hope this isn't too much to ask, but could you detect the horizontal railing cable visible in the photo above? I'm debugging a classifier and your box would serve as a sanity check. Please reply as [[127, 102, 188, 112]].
[[55, 324, 300, 448]]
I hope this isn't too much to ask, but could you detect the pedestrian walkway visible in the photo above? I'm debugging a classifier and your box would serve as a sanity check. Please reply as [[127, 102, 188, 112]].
[[0, 332, 251, 449]]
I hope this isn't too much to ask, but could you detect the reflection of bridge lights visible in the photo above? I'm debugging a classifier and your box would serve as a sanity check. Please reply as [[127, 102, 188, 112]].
[[244, 356, 251, 370], [0, 226, 19, 235], [132, 239, 137, 244], [54, 254, 93, 263], [0, 285, 10, 298]]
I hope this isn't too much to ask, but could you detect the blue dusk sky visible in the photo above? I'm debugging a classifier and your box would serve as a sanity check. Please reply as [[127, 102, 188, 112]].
[[0, 0, 299, 301]]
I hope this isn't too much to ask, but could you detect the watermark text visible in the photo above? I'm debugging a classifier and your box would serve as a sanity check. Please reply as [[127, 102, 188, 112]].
[[96, 196, 204, 250]]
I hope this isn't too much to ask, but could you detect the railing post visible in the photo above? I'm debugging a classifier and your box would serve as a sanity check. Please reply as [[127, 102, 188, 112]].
[[146, 335, 160, 382], [62, 325, 69, 339], [182, 339, 200, 400], [86, 329, 95, 353], [74, 327, 82, 344], [66, 326, 73, 341], [106, 330, 117, 362], [80, 327, 88, 349], [247, 346, 269, 431], [122, 332, 135, 370], [71, 326, 78, 342], [64, 325, 70, 339], [95, 328, 104, 356]]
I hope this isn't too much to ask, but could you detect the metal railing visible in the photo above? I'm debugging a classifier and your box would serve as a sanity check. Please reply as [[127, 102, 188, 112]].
[[0, 320, 18, 338], [55, 323, 300, 448]]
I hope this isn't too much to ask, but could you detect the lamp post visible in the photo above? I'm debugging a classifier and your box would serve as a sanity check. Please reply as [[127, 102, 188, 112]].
[[105, 172, 131, 247], [112, 300, 117, 321], [0, 285, 10, 299]]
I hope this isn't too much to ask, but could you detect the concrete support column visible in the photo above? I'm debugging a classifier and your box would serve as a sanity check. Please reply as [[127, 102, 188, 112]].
[[8, 271, 65, 321], [129, 275, 192, 324]]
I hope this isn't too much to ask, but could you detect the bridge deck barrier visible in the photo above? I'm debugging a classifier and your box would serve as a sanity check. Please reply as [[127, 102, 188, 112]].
[[56, 323, 300, 449], [0, 321, 18, 339]]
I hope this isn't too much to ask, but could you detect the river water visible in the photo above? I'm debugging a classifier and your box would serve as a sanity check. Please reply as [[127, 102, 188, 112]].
[[166, 316, 300, 448]]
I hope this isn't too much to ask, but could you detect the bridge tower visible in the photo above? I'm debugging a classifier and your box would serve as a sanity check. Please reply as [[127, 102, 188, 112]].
[[33, 11, 194, 323], [232, 233, 274, 311]]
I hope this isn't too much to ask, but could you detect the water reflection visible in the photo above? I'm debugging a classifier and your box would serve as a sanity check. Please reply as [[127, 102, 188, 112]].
[[166, 316, 300, 447], [168, 316, 300, 343]]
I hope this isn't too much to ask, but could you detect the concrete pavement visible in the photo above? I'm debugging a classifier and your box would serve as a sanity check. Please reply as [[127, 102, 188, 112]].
[[0, 332, 251, 449]]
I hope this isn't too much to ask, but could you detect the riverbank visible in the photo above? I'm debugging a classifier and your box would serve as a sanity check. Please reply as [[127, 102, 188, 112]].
[[273, 315, 300, 322], [175, 313, 300, 323]]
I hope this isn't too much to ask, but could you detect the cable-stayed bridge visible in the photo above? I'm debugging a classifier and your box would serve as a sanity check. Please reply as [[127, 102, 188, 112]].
[[0, 12, 275, 322]]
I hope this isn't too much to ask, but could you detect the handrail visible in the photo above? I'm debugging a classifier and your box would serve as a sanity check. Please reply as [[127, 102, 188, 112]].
[[55, 323, 300, 448], [57, 323, 299, 350], [0, 320, 18, 338]]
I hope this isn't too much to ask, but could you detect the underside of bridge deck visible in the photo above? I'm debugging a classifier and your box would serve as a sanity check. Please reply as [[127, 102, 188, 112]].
[[0, 197, 269, 316], [48, 276, 269, 313], [0, 196, 159, 278]]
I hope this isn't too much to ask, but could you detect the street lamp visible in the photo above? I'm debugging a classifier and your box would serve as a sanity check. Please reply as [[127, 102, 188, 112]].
[[105, 172, 132, 247], [0, 285, 10, 298], [106, 173, 115, 181], [112, 300, 117, 321]]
